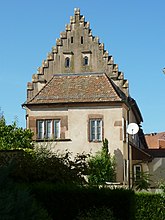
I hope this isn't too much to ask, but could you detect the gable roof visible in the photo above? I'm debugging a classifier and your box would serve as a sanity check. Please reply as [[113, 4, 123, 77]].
[[145, 132, 165, 149], [25, 72, 124, 105]]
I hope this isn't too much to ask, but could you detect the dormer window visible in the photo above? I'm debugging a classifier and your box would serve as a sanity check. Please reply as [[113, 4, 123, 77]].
[[83, 56, 88, 66], [65, 57, 70, 68]]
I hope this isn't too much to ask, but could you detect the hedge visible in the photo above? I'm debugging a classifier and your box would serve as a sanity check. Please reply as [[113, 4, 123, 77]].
[[135, 192, 165, 220], [31, 183, 135, 220]]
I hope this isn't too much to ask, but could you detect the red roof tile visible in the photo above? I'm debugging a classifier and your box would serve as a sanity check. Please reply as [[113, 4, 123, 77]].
[[145, 132, 165, 149], [27, 73, 123, 105]]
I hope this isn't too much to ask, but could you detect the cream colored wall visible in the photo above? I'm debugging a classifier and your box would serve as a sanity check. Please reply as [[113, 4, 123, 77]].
[[27, 105, 126, 182]]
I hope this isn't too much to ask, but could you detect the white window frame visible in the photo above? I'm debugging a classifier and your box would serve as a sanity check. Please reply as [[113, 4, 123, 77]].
[[133, 164, 142, 180], [89, 119, 102, 142]]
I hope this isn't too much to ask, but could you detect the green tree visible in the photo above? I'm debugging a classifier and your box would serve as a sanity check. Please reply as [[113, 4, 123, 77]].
[[0, 116, 33, 150], [88, 139, 116, 185]]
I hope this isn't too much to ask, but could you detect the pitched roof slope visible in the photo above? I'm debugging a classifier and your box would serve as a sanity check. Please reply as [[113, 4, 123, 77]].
[[145, 132, 165, 149], [27, 73, 123, 105]]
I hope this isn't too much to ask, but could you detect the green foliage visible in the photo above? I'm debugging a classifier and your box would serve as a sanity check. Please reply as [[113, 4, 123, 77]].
[[135, 192, 165, 220], [0, 146, 88, 184], [0, 163, 51, 220], [157, 179, 165, 193], [75, 206, 116, 220], [32, 183, 135, 220], [88, 139, 116, 185], [132, 172, 151, 191], [0, 117, 33, 150]]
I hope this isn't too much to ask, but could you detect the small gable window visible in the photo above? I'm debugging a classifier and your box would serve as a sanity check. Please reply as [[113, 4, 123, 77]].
[[81, 36, 83, 44], [83, 56, 88, 66], [71, 36, 73, 43], [65, 57, 70, 68]]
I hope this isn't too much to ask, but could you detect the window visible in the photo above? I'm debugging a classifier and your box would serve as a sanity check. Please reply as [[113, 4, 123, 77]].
[[54, 120, 60, 139], [81, 36, 83, 44], [83, 56, 88, 66], [65, 57, 70, 68], [90, 119, 102, 142], [37, 119, 60, 140], [134, 165, 141, 180], [71, 36, 73, 43]]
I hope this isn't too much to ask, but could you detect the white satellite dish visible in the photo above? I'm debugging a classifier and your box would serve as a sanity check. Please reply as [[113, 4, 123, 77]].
[[127, 123, 139, 135]]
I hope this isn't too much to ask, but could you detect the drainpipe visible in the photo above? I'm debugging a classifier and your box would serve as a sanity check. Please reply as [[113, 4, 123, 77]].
[[127, 106, 131, 189]]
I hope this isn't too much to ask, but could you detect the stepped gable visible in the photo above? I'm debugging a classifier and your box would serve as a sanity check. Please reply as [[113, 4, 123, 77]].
[[27, 8, 129, 101], [26, 72, 123, 105]]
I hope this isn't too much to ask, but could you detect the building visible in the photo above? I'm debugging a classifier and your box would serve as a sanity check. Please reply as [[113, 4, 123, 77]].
[[23, 8, 149, 186], [145, 133, 165, 187]]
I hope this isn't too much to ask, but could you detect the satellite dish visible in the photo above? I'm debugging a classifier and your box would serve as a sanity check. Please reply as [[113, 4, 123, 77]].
[[127, 123, 139, 135]]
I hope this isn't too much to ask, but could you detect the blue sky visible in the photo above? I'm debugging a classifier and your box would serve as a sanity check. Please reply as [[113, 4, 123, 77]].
[[0, 0, 165, 134]]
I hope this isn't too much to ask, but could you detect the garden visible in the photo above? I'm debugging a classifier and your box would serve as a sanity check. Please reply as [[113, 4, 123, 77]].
[[0, 115, 165, 219]]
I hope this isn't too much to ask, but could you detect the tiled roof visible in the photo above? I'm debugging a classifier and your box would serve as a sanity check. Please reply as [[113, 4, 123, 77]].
[[145, 132, 165, 149], [27, 73, 123, 105]]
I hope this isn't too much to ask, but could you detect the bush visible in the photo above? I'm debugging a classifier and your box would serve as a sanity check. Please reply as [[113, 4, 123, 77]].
[[31, 183, 135, 220], [135, 192, 165, 220], [0, 147, 87, 184], [75, 206, 116, 220], [0, 164, 51, 220]]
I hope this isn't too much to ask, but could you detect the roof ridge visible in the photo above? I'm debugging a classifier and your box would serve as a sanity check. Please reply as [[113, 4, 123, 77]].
[[53, 72, 104, 77]]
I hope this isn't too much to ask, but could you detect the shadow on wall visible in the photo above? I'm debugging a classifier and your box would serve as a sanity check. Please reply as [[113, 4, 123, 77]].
[[114, 148, 123, 183], [148, 158, 165, 187]]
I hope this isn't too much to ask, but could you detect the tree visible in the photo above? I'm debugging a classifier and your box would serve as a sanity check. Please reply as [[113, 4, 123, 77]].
[[0, 116, 33, 150], [88, 139, 116, 185]]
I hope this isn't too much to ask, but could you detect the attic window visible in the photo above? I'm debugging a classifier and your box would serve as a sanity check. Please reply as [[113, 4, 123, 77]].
[[83, 56, 88, 66], [81, 36, 83, 44], [65, 57, 70, 68], [71, 36, 73, 43]]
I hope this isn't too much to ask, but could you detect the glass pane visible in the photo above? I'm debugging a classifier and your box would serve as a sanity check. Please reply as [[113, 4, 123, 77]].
[[38, 121, 44, 139], [46, 120, 52, 139], [135, 166, 141, 180], [97, 120, 102, 141], [65, 57, 70, 68], [90, 120, 96, 141], [83, 56, 88, 66], [54, 120, 60, 139]]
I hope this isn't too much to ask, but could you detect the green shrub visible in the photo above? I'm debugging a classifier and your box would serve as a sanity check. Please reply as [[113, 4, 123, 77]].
[[0, 164, 51, 220], [32, 183, 135, 220], [135, 192, 165, 220], [0, 148, 86, 184], [75, 206, 116, 220]]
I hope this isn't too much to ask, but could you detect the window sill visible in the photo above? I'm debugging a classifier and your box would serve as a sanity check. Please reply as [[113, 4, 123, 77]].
[[89, 140, 102, 143], [35, 138, 72, 142]]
